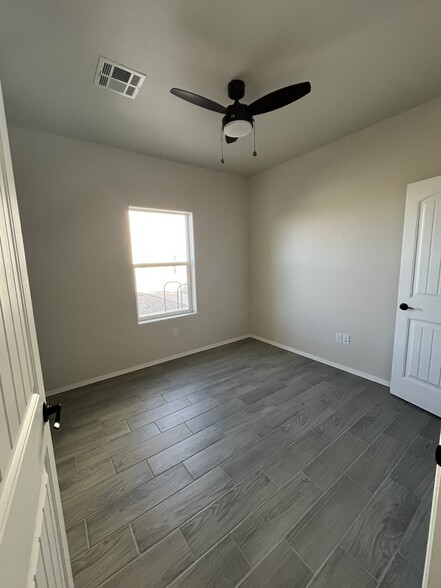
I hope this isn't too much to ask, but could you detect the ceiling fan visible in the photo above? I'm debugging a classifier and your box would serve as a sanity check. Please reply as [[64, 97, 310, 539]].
[[170, 79, 311, 146]]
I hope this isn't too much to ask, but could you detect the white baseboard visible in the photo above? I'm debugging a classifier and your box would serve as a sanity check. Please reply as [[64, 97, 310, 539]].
[[46, 334, 252, 396], [250, 334, 391, 387], [47, 332, 390, 397]]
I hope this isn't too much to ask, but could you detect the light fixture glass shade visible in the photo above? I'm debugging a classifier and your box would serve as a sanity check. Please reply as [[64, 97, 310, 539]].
[[223, 119, 252, 138]]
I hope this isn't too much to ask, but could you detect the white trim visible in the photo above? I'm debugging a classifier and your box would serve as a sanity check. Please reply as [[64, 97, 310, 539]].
[[249, 334, 391, 387], [47, 332, 391, 397], [46, 335, 252, 396], [0, 394, 39, 542]]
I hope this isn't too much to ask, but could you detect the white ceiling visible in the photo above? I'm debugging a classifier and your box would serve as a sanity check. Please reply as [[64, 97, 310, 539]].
[[1, 0, 440, 176]]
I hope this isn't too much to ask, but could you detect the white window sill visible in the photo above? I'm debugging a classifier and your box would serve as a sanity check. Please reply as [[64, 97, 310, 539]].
[[137, 311, 197, 325]]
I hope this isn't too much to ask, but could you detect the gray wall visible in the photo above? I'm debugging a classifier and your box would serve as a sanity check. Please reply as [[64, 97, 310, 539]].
[[250, 98, 441, 382], [9, 127, 250, 391]]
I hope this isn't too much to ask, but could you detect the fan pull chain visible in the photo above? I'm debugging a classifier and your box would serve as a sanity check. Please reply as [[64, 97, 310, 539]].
[[253, 121, 257, 157], [220, 129, 224, 164]]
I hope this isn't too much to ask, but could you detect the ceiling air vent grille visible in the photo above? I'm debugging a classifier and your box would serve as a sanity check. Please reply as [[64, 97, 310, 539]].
[[94, 56, 146, 99]]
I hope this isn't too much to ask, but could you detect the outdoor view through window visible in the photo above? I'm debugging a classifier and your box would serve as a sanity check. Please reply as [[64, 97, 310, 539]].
[[128, 208, 195, 322]]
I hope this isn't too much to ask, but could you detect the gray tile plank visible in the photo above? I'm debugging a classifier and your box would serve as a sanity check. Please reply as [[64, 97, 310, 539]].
[[127, 397, 191, 430], [71, 526, 138, 588], [155, 398, 218, 431], [148, 425, 224, 475], [101, 530, 194, 588], [184, 427, 259, 479], [186, 372, 253, 404], [232, 472, 322, 566], [54, 423, 131, 463], [306, 546, 376, 588], [69, 413, 106, 431], [99, 395, 166, 430], [76, 422, 160, 470], [314, 384, 386, 441], [390, 435, 437, 498], [210, 379, 271, 405], [286, 476, 371, 571], [185, 399, 246, 433], [217, 399, 278, 433], [293, 378, 343, 408], [321, 380, 371, 410], [181, 469, 277, 558], [349, 395, 406, 443], [247, 399, 305, 437], [300, 365, 340, 386], [112, 423, 192, 473], [132, 468, 233, 552], [264, 378, 312, 407], [63, 461, 153, 528], [163, 380, 215, 402], [261, 430, 330, 487], [239, 381, 287, 405], [56, 456, 77, 482], [168, 535, 250, 588], [342, 477, 420, 579], [400, 488, 433, 571], [303, 432, 368, 491], [346, 432, 405, 494], [384, 403, 431, 443], [379, 553, 423, 587], [420, 415, 441, 442], [86, 464, 192, 546], [237, 539, 312, 588], [66, 520, 88, 560], [52, 418, 105, 447], [60, 458, 114, 501], [222, 428, 292, 483], [280, 401, 336, 442]]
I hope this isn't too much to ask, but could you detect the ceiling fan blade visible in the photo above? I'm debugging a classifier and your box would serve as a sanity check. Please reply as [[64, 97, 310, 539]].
[[248, 81, 311, 116], [225, 135, 238, 144], [170, 88, 227, 114]]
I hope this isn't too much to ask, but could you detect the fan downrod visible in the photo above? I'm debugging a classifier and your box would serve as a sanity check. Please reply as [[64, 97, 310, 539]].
[[228, 80, 245, 102]]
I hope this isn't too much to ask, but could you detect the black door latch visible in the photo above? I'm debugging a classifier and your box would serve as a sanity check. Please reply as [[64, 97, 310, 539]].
[[43, 402, 61, 429]]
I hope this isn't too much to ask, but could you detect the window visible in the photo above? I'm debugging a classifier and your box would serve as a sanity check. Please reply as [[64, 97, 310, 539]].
[[128, 207, 196, 323]]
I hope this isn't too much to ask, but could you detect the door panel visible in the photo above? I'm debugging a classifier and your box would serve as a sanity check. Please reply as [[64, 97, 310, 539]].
[[413, 194, 441, 296], [405, 321, 441, 385], [0, 79, 72, 586], [391, 176, 441, 417]]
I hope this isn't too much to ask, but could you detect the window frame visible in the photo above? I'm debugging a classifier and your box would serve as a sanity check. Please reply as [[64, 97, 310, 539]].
[[128, 206, 197, 324]]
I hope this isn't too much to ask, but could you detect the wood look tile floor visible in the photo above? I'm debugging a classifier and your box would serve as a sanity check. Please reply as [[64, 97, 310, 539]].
[[51, 339, 440, 588]]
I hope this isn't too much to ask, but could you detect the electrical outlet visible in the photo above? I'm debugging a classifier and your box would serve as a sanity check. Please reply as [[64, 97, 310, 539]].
[[335, 332, 342, 344], [173, 327, 179, 336], [342, 333, 350, 345]]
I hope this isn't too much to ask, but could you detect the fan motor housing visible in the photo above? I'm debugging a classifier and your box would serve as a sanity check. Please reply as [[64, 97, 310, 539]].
[[222, 103, 253, 130]]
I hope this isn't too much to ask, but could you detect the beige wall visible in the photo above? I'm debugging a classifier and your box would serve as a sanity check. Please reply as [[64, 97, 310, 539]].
[[250, 98, 441, 383], [9, 127, 250, 391]]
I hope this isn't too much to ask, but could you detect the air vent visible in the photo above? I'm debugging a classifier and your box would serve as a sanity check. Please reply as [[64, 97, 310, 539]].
[[94, 56, 145, 99]]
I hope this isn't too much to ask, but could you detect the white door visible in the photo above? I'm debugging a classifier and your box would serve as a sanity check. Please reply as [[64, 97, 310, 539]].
[[423, 431, 441, 587], [391, 175, 441, 417], [0, 82, 73, 586]]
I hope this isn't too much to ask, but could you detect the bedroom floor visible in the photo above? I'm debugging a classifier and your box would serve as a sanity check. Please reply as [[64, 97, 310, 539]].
[[51, 339, 439, 587]]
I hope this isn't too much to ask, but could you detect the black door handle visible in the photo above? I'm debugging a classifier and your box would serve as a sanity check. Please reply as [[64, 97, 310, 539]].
[[399, 303, 415, 311], [436, 446, 441, 467], [43, 402, 62, 429]]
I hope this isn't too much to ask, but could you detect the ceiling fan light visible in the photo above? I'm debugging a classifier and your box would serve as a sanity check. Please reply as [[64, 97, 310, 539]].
[[223, 119, 252, 138]]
